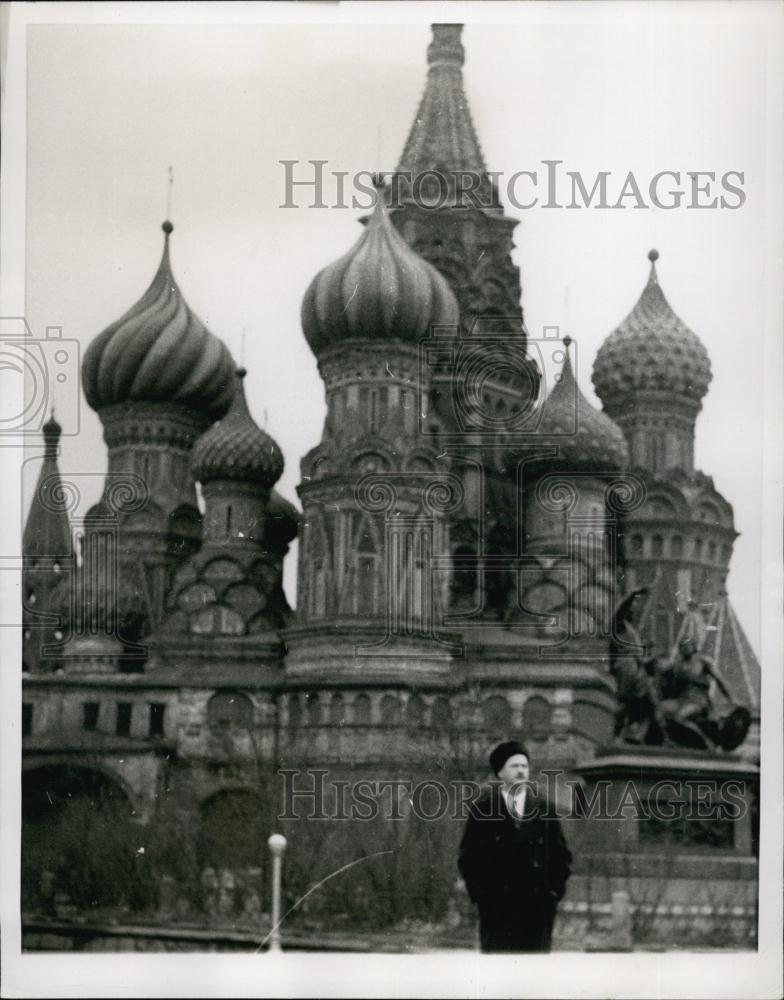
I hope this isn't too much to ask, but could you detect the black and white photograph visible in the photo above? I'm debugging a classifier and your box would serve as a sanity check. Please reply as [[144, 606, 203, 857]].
[[1, 2, 782, 997]]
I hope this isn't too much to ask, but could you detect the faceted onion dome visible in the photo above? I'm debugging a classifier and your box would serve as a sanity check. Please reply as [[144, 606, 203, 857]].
[[300, 188, 459, 354], [592, 250, 712, 408], [82, 222, 235, 420], [191, 368, 284, 488], [538, 338, 628, 471]]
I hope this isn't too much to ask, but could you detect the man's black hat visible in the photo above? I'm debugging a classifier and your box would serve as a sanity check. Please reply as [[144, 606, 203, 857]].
[[489, 740, 529, 775]]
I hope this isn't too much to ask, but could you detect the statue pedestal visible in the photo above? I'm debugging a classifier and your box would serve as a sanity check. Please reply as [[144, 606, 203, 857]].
[[563, 746, 758, 949]]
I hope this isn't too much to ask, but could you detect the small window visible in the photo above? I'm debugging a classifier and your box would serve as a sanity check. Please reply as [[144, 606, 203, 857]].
[[630, 535, 643, 557], [149, 702, 166, 738], [651, 535, 663, 558], [22, 703, 33, 737], [671, 536, 683, 558], [116, 702, 132, 737], [82, 702, 99, 732]]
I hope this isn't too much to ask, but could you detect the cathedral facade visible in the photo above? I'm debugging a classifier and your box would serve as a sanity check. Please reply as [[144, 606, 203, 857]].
[[21, 24, 760, 946]]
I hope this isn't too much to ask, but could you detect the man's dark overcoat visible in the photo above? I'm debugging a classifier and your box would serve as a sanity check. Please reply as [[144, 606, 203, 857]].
[[458, 785, 572, 952]]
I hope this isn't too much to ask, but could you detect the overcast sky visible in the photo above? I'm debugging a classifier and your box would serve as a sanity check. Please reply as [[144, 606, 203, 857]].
[[13, 4, 784, 653]]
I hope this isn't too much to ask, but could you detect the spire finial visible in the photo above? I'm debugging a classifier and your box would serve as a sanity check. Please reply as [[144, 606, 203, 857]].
[[563, 334, 572, 349], [166, 165, 174, 218], [648, 248, 659, 263], [428, 23, 465, 68]]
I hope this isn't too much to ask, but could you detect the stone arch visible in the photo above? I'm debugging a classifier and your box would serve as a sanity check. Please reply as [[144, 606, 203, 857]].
[[22, 763, 143, 913], [22, 762, 136, 822]]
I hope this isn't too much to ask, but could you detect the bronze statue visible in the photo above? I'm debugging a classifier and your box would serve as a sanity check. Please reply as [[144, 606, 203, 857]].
[[610, 589, 751, 752], [657, 636, 750, 752]]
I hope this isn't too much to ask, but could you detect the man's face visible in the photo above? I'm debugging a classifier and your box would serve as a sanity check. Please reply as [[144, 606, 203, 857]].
[[679, 638, 695, 658], [497, 753, 530, 788]]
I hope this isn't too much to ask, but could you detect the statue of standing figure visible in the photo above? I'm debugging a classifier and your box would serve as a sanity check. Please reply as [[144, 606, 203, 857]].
[[610, 589, 750, 752]]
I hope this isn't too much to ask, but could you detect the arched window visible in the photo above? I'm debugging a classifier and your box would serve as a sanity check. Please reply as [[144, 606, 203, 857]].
[[207, 691, 253, 729], [305, 692, 321, 726], [708, 540, 717, 563], [329, 693, 346, 726], [379, 694, 401, 726], [288, 694, 302, 729], [671, 536, 683, 558], [694, 538, 703, 560], [482, 696, 511, 732], [651, 535, 663, 558], [353, 694, 371, 725], [406, 695, 427, 727], [431, 696, 452, 730], [630, 535, 644, 557], [522, 696, 551, 738]]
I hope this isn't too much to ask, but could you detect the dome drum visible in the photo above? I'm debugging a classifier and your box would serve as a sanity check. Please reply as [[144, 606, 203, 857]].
[[99, 401, 212, 451]]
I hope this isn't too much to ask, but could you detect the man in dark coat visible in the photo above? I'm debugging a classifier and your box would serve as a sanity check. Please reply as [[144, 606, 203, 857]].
[[458, 740, 572, 953]]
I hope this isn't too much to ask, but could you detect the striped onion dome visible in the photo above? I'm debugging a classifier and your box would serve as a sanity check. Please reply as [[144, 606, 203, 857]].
[[191, 369, 284, 487], [592, 250, 712, 411], [82, 222, 235, 420], [538, 338, 628, 472], [300, 187, 459, 354]]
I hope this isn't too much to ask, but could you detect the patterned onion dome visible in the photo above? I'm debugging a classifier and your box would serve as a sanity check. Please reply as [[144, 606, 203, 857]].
[[82, 222, 235, 420], [301, 186, 459, 354], [592, 250, 712, 410], [538, 338, 628, 472], [191, 369, 284, 488]]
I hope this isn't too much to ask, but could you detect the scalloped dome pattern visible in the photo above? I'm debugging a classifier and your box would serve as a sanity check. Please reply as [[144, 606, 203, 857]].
[[82, 225, 235, 420], [539, 346, 628, 472], [592, 254, 712, 407], [301, 194, 459, 354], [191, 370, 284, 487]]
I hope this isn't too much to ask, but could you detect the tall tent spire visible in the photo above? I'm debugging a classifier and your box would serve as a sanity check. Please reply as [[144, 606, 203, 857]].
[[23, 413, 72, 561], [396, 24, 492, 205], [23, 414, 73, 672]]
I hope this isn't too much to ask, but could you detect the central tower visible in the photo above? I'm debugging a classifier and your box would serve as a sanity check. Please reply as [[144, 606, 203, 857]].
[[387, 23, 540, 430]]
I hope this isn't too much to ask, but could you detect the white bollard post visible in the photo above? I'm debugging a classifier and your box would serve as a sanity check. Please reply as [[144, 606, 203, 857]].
[[267, 833, 287, 952]]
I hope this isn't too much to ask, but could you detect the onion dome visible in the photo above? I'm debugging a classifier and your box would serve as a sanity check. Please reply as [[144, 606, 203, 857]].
[[191, 368, 284, 487], [537, 337, 628, 471], [266, 489, 299, 549], [301, 186, 459, 354], [592, 250, 712, 410], [82, 221, 235, 420]]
